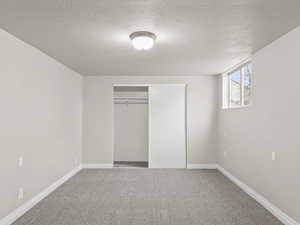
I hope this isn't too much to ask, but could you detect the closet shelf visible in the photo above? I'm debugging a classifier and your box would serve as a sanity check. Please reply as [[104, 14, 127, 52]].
[[113, 97, 148, 104]]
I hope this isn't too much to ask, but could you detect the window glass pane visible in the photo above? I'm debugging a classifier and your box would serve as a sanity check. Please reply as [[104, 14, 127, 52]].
[[243, 63, 252, 105], [229, 70, 241, 106]]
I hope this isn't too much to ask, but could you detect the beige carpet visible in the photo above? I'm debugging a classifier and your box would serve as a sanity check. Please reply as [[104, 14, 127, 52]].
[[13, 169, 283, 225]]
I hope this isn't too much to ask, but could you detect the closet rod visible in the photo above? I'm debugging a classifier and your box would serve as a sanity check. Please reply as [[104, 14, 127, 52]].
[[113, 97, 148, 100], [114, 102, 148, 105]]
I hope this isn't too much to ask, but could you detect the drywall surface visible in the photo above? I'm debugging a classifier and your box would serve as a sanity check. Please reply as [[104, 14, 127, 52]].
[[218, 26, 300, 223], [83, 76, 218, 165], [114, 91, 148, 162], [0, 29, 82, 220], [149, 85, 186, 168]]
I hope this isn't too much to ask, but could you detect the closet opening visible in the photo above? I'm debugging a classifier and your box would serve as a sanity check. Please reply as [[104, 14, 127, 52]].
[[113, 86, 149, 168]]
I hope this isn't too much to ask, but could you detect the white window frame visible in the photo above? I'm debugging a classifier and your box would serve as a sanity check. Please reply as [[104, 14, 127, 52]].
[[222, 60, 252, 109]]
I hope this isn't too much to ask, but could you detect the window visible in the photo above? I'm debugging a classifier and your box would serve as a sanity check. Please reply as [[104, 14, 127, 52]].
[[223, 61, 252, 108]]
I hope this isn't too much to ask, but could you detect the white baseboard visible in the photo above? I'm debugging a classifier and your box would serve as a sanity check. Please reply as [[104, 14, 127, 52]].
[[0, 165, 82, 225], [187, 164, 218, 169], [217, 165, 299, 225], [82, 163, 113, 169]]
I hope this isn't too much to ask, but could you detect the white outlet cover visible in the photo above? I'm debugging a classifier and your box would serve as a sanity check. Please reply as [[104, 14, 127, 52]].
[[272, 152, 276, 161], [18, 188, 23, 200], [18, 157, 23, 167]]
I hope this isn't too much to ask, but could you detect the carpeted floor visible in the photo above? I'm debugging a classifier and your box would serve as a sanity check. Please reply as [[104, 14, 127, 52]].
[[13, 169, 283, 225]]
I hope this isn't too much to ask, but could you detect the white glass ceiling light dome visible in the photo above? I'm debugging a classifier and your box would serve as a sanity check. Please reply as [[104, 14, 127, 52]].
[[130, 31, 156, 50]]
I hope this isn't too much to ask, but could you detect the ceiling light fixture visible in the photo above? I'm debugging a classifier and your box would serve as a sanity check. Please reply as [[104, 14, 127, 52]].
[[129, 31, 156, 50]]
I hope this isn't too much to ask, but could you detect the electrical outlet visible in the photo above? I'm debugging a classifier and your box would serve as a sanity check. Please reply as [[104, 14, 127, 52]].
[[18, 188, 23, 200], [18, 157, 23, 167], [272, 152, 276, 161]]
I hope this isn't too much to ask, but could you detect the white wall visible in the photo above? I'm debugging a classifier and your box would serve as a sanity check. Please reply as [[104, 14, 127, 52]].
[[0, 29, 82, 219], [218, 26, 300, 223], [114, 103, 148, 162], [83, 76, 218, 165], [114, 90, 148, 162]]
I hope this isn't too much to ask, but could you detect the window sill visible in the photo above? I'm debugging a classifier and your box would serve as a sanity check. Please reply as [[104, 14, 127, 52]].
[[222, 104, 252, 110]]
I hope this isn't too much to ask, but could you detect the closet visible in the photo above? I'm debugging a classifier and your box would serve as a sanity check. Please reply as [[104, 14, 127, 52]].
[[113, 86, 149, 167], [113, 84, 186, 168]]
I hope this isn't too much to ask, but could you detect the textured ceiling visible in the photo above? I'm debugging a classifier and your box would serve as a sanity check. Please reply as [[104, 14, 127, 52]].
[[1, 0, 300, 76]]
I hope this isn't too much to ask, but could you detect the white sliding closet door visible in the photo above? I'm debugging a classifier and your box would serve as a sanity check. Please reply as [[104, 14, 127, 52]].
[[149, 85, 186, 168]]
